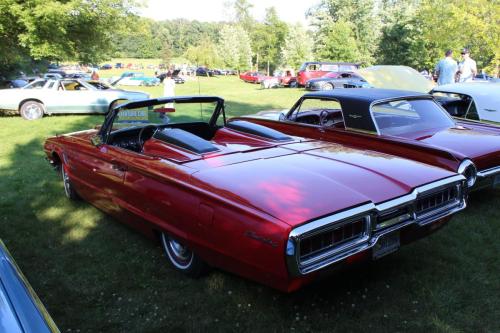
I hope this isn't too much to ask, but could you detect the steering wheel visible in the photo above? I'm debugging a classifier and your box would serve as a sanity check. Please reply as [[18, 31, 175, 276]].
[[137, 124, 158, 150], [319, 110, 330, 127]]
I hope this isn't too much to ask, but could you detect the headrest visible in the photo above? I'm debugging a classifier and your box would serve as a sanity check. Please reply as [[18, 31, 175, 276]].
[[226, 120, 292, 141], [153, 128, 219, 154]]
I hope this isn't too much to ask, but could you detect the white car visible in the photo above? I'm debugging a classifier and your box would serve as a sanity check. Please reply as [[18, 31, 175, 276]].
[[431, 82, 500, 125], [0, 78, 149, 120]]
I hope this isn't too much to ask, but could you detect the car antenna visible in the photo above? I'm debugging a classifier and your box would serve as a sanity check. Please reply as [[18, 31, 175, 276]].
[[197, 64, 203, 120]]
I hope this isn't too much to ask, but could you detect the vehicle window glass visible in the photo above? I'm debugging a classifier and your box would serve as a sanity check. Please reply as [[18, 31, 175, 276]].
[[307, 64, 319, 71], [115, 102, 219, 129], [465, 101, 480, 121], [339, 65, 357, 71], [431, 92, 469, 117], [47, 81, 55, 89], [291, 98, 343, 126], [24, 80, 47, 89], [321, 64, 339, 72], [371, 99, 455, 136]]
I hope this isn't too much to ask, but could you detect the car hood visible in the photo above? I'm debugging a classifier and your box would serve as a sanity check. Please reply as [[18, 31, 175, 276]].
[[190, 141, 455, 226], [396, 126, 500, 170], [432, 82, 500, 124], [357, 65, 435, 93]]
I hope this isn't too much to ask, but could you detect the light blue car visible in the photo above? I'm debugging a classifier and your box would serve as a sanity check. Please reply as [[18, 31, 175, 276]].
[[112, 72, 160, 86], [0, 240, 59, 332]]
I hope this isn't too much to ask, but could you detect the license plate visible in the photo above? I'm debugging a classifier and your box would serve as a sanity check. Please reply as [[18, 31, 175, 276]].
[[373, 232, 400, 260]]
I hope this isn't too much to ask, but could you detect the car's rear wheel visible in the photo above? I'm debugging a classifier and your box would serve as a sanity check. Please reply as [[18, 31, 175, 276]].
[[20, 101, 44, 120], [61, 164, 80, 200], [322, 83, 334, 90], [160, 232, 206, 277]]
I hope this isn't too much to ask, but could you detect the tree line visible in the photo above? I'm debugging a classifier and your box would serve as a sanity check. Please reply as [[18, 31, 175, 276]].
[[0, 0, 498, 76]]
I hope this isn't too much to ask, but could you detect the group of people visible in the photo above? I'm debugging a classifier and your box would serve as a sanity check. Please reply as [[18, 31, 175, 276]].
[[435, 48, 477, 85]]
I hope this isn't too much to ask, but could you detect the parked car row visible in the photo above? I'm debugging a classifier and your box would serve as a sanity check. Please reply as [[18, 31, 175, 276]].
[[43, 87, 499, 294]]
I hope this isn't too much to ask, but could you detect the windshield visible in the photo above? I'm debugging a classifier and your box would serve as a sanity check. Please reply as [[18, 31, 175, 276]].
[[113, 100, 221, 131], [371, 98, 455, 136], [59, 80, 94, 91], [23, 80, 47, 89], [87, 80, 112, 90], [339, 64, 358, 71]]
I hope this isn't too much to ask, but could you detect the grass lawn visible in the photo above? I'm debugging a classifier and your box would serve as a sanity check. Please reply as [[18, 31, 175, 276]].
[[0, 76, 499, 332]]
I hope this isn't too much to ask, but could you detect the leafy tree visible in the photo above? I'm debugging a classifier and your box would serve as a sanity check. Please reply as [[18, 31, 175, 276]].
[[251, 7, 288, 74], [232, 0, 255, 33], [161, 41, 173, 66], [314, 19, 362, 63], [377, 1, 427, 69], [0, 0, 139, 67], [281, 23, 313, 69], [416, 0, 499, 74], [184, 36, 221, 68], [218, 25, 252, 70], [378, 0, 499, 74], [308, 0, 380, 64]]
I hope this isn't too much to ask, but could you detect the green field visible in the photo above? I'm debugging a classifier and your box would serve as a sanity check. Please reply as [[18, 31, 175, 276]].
[[0, 76, 499, 332]]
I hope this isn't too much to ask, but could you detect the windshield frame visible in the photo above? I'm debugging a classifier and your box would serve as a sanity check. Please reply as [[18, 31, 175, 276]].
[[98, 96, 225, 144], [369, 96, 456, 136]]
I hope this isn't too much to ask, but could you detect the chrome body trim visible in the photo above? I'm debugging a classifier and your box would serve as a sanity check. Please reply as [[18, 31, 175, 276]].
[[477, 166, 500, 178], [286, 175, 466, 276], [457, 159, 477, 187]]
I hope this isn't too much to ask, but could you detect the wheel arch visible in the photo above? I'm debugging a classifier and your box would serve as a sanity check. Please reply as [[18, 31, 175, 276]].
[[49, 150, 63, 171], [18, 98, 45, 113]]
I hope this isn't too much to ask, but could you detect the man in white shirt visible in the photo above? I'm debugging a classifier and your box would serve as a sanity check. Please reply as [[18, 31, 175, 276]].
[[435, 50, 458, 85], [458, 48, 477, 82]]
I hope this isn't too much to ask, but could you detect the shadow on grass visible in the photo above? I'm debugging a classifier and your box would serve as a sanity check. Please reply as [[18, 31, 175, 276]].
[[0, 110, 499, 332]]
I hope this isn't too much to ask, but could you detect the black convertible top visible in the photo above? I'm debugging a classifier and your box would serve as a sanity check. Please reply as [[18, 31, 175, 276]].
[[296, 88, 431, 133]]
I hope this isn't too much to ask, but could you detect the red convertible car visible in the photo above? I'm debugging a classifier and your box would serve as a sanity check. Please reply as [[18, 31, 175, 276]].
[[241, 89, 500, 191], [44, 96, 466, 292]]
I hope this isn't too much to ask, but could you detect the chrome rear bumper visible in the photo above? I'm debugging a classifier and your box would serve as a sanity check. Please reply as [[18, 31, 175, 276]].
[[286, 175, 467, 276]]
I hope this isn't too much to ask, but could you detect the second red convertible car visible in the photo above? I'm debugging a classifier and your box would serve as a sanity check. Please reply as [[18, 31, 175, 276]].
[[44, 96, 466, 291], [243, 89, 500, 192]]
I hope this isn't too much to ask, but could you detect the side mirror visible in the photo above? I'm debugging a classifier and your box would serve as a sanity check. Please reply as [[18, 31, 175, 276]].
[[90, 135, 103, 147], [279, 112, 287, 121]]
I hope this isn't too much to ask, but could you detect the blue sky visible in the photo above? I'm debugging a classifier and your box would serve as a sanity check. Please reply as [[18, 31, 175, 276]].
[[140, 0, 318, 25]]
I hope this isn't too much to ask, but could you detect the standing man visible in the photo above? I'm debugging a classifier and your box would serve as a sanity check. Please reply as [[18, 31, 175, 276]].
[[159, 73, 176, 124], [435, 49, 458, 85], [458, 48, 477, 82]]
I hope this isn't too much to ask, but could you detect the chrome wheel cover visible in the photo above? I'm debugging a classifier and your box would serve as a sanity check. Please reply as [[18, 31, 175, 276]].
[[161, 233, 194, 269], [24, 103, 43, 120]]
